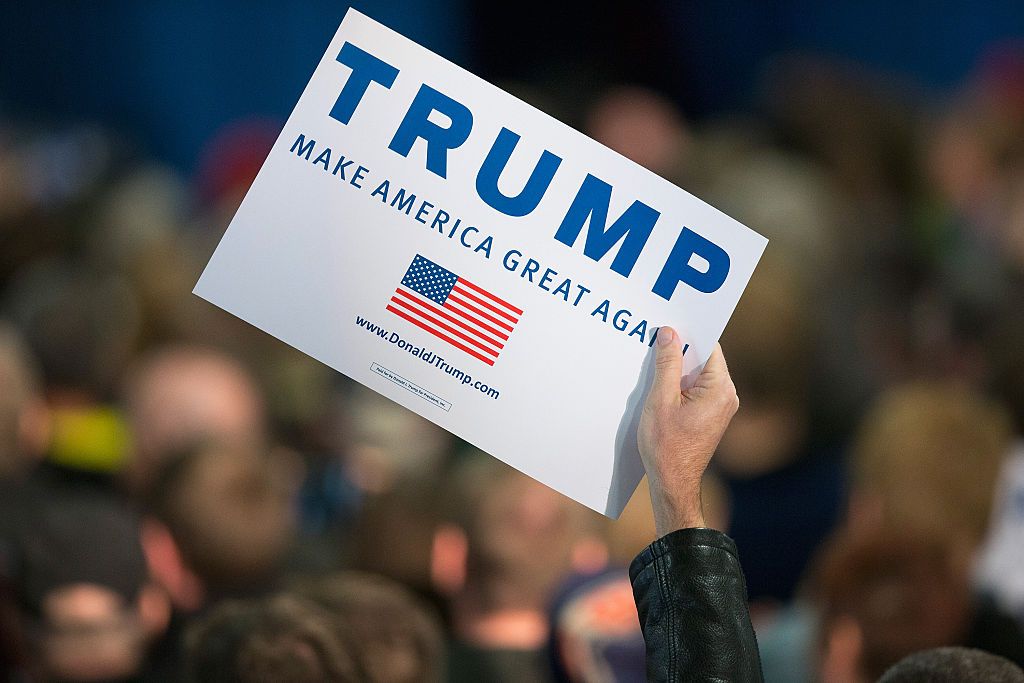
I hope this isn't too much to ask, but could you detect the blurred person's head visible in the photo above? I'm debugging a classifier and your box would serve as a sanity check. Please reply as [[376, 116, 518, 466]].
[[1000, 169, 1024, 272], [585, 85, 689, 178], [762, 55, 918, 204], [13, 488, 167, 681], [443, 456, 579, 610], [349, 481, 444, 594], [0, 322, 49, 478], [292, 571, 444, 683], [87, 165, 188, 272], [434, 455, 580, 647], [4, 258, 140, 402], [548, 569, 645, 683], [702, 149, 843, 285], [716, 256, 814, 477], [809, 527, 973, 683], [2, 260, 139, 474], [0, 125, 115, 287], [926, 101, 1004, 215], [878, 646, 1024, 682], [86, 165, 206, 344], [849, 382, 1012, 556], [122, 345, 266, 496], [345, 388, 454, 494], [354, 473, 603, 614], [142, 440, 296, 611], [186, 594, 356, 683], [31, 585, 151, 683], [926, 45, 1024, 221]]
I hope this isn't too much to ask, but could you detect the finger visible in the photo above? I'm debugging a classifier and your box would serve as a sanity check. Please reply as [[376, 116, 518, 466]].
[[696, 345, 738, 415], [702, 343, 729, 378], [693, 343, 730, 389], [650, 326, 684, 406]]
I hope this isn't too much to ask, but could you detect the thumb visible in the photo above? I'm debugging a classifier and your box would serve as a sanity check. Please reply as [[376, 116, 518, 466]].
[[649, 326, 684, 407]]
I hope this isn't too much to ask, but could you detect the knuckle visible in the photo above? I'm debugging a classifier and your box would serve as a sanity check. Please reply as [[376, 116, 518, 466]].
[[641, 399, 659, 419], [654, 355, 677, 372], [642, 399, 669, 425], [717, 383, 739, 414]]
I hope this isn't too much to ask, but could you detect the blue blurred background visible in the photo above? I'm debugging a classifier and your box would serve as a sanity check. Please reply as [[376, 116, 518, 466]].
[[3, 0, 1022, 170]]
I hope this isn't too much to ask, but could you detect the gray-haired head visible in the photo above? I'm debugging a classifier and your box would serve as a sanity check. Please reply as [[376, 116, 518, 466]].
[[878, 647, 1024, 683]]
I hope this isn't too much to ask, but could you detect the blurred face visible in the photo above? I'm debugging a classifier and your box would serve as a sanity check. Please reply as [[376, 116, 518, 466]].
[[470, 474, 577, 608], [37, 583, 145, 682], [174, 448, 296, 584], [927, 115, 993, 210], [0, 332, 48, 477], [1001, 174, 1024, 270], [125, 351, 265, 492], [586, 87, 688, 177]]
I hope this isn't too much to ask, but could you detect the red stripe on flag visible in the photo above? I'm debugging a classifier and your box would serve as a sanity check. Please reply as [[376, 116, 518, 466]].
[[456, 278, 523, 315], [385, 305, 496, 366], [393, 288, 507, 345], [389, 297, 500, 357], [451, 284, 519, 323], [447, 293, 515, 332], [443, 298, 512, 339]]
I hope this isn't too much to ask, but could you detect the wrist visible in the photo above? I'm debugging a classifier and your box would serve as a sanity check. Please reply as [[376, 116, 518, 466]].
[[649, 484, 705, 537]]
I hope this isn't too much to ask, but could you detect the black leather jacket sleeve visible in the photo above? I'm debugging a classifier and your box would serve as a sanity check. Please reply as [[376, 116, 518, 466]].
[[629, 527, 764, 682]]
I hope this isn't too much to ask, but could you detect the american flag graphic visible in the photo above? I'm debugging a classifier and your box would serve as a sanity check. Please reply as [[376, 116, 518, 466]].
[[386, 255, 522, 366]]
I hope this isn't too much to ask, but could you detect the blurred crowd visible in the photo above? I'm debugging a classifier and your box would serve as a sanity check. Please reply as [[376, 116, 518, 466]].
[[2, 35, 1024, 683]]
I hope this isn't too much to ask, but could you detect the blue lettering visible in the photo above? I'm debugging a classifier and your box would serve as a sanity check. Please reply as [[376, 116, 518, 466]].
[[351, 165, 368, 188], [476, 127, 562, 217], [521, 258, 541, 282], [391, 188, 416, 214], [330, 43, 399, 125], [653, 227, 731, 299], [371, 179, 390, 202], [613, 308, 631, 331], [290, 134, 316, 160], [554, 174, 659, 277], [431, 209, 450, 233], [474, 236, 493, 258], [552, 278, 572, 301], [460, 226, 479, 249], [415, 201, 434, 224], [502, 249, 522, 271], [331, 156, 353, 178], [313, 147, 331, 171], [388, 85, 473, 178], [538, 268, 556, 291]]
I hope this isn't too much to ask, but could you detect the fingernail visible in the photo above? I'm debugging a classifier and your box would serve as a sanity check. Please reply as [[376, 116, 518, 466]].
[[657, 327, 674, 346]]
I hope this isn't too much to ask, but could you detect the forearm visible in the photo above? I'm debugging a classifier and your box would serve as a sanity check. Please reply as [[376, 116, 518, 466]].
[[630, 528, 764, 683]]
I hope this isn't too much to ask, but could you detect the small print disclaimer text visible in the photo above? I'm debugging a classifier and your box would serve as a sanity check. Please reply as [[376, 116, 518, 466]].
[[370, 363, 452, 412]]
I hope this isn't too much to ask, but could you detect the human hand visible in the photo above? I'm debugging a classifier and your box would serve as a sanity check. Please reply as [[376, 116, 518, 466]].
[[638, 326, 739, 537]]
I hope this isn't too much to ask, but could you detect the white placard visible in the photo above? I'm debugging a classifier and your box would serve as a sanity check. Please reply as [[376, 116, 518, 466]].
[[194, 8, 768, 517]]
